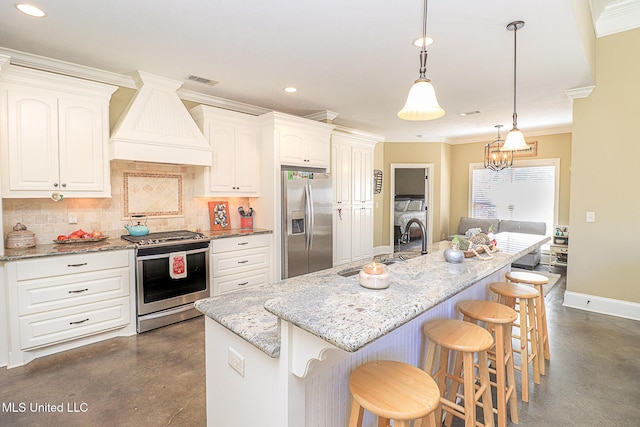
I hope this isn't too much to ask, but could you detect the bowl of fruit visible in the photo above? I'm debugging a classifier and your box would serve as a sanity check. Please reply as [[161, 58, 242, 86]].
[[54, 229, 108, 244]]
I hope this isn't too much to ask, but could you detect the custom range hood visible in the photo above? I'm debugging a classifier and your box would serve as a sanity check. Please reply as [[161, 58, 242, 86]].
[[109, 71, 211, 166]]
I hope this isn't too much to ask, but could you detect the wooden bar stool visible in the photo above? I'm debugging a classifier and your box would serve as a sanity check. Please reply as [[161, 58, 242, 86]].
[[423, 318, 494, 427], [348, 360, 439, 427], [505, 271, 550, 374], [489, 281, 541, 403], [457, 300, 519, 427]]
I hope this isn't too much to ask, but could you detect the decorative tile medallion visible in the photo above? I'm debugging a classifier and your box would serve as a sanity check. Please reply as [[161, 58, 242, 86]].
[[124, 172, 183, 217]]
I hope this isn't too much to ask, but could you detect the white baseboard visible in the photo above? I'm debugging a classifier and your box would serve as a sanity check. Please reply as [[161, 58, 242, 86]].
[[563, 291, 640, 321]]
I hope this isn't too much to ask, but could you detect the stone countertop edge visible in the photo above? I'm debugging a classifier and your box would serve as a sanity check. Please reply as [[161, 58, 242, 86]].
[[0, 238, 136, 261], [0, 228, 273, 261], [204, 228, 272, 240], [196, 232, 550, 358]]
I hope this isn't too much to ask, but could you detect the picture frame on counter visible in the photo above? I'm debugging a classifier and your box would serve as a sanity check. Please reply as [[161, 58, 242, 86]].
[[209, 201, 230, 230]]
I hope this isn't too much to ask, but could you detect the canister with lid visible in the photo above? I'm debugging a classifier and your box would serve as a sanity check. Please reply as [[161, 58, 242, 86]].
[[5, 222, 36, 249]]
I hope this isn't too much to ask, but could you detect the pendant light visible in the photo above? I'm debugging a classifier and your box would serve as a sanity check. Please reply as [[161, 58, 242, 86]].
[[397, 0, 445, 121], [484, 125, 513, 171], [501, 20, 529, 152]]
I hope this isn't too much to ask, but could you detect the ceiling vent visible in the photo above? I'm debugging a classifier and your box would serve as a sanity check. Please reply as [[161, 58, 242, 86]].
[[186, 74, 219, 86], [109, 71, 211, 166]]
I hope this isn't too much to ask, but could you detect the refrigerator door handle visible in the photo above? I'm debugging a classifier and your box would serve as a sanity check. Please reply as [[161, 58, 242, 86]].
[[304, 183, 312, 251], [307, 183, 315, 250]]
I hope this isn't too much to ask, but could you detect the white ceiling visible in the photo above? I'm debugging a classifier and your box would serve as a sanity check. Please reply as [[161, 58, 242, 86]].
[[0, 1, 636, 143]]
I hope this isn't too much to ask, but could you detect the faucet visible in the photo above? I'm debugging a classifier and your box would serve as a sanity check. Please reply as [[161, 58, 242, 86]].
[[403, 218, 428, 255]]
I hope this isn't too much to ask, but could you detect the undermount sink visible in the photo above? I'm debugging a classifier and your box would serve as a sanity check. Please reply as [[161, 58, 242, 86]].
[[337, 258, 405, 277]]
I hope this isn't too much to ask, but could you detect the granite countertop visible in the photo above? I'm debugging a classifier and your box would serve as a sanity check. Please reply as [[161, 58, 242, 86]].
[[195, 232, 550, 358], [0, 237, 136, 261], [0, 228, 273, 262], [203, 228, 272, 240]]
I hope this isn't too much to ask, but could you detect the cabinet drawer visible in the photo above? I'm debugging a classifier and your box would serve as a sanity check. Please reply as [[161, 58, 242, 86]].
[[210, 234, 270, 253], [18, 267, 130, 316], [214, 269, 269, 295], [212, 247, 269, 277], [16, 250, 130, 281], [19, 297, 130, 350]]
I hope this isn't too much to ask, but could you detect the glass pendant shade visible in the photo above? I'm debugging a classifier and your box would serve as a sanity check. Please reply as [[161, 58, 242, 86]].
[[397, 79, 445, 120], [502, 127, 528, 151]]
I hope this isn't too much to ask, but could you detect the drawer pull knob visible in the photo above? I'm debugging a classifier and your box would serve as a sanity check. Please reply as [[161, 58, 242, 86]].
[[69, 318, 89, 325], [238, 282, 249, 286], [237, 242, 249, 245], [67, 263, 88, 267], [238, 260, 249, 264], [68, 288, 89, 294]]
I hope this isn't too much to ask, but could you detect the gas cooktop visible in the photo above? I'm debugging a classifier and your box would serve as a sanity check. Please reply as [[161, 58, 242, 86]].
[[121, 230, 208, 246]]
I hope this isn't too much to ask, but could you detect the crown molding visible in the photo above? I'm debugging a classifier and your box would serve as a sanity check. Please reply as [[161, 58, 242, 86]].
[[304, 110, 339, 123], [592, 0, 640, 37], [0, 47, 275, 117], [565, 86, 596, 99], [446, 124, 573, 145]]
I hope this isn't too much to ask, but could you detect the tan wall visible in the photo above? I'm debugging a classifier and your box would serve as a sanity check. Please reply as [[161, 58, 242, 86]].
[[449, 133, 572, 234], [375, 142, 449, 247], [569, 28, 640, 303]]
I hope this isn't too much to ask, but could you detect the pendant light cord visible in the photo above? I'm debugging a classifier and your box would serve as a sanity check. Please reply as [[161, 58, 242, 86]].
[[512, 23, 519, 129], [419, 0, 429, 79]]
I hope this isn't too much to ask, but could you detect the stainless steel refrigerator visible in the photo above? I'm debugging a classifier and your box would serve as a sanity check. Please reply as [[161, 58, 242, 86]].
[[282, 170, 333, 279]]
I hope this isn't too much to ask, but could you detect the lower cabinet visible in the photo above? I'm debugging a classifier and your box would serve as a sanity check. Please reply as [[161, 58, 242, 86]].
[[333, 206, 352, 266], [211, 234, 272, 295], [333, 204, 373, 266], [4, 250, 135, 367], [351, 205, 374, 262]]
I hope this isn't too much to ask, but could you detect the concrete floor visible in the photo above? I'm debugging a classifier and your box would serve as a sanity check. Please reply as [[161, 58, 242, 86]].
[[1, 270, 639, 426]]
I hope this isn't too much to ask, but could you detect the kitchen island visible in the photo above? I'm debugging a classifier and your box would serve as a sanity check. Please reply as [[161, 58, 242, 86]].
[[195, 232, 549, 427]]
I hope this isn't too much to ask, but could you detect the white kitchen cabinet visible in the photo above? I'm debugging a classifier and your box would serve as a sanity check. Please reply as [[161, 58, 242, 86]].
[[4, 250, 135, 367], [330, 130, 381, 266], [351, 205, 374, 261], [332, 206, 352, 265], [331, 141, 351, 205], [278, 124, 331, 168], [352, 145, 374, 204], [0, 66, 116, 198], [190, 105, 260, 196], [211, 234, 272, 295]]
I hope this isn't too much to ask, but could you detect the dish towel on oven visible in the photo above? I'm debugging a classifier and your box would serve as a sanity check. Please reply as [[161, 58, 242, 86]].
[[169, 251, 187, 279]]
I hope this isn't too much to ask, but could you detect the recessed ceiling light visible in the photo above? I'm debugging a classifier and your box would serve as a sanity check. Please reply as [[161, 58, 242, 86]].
[[283, 87, 298, 93], [15, 3, 47, 17], [412, 37, 434, 48]]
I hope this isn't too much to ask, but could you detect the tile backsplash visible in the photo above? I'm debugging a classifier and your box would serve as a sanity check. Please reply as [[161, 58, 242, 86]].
[[2, 161, 251, 245]]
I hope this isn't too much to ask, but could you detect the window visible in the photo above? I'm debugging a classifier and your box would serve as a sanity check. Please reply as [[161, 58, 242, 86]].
[[469, 159, 559, 237]]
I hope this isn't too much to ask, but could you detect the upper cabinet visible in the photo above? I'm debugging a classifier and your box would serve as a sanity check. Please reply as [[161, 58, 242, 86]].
[[0, 65, 117, 198], [275, 119, 334, 169], [190, 105, 260, 197], [331, 131, 380, 206]]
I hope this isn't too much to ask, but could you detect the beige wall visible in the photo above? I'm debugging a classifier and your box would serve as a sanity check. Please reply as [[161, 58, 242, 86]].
[[375, 142, 450, 247], [449, 133, 572, 233], [569, 28, 640, 304]]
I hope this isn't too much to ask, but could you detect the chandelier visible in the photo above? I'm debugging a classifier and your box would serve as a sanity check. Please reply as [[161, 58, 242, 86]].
[[484, 125, 513, 171]]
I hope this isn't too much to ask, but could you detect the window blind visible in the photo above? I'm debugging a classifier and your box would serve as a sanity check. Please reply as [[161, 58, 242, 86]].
[[471, 164, 556, 236]]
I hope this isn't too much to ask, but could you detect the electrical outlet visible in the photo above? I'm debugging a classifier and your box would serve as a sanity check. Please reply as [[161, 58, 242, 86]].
[[68, 214, 78, 224], [586, 211, 596, 223], [228, 347, 245, 377]]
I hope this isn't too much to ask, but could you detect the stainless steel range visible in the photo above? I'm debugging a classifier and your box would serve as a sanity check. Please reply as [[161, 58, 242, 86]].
[[122, 230, 210, 332]]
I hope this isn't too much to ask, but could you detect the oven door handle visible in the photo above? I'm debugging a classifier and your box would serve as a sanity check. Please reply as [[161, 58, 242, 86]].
[[136, 247, 209, 261]]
